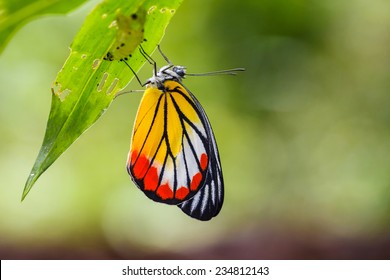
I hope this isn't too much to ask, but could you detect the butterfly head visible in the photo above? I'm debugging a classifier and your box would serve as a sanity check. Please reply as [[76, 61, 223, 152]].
[[171, 65, 186, 78], [147, 65, 187, 90]]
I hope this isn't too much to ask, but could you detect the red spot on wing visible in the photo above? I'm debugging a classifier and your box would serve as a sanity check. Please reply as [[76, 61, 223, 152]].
[[200, 153, 208, 171], [175, 186, 189, 200], [132, 154, 150, 179], [130, 150, 138, 165], [190, 172, 202, 191], [157, 183, 174, 200], [144, 166, 159, 191]]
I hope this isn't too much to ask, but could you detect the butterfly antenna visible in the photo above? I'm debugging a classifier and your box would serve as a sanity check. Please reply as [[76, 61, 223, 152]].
[[186, 68, 246, 76]]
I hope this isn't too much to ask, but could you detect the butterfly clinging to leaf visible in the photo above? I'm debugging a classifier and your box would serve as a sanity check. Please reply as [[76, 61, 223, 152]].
[[124, 46, 244, 220]]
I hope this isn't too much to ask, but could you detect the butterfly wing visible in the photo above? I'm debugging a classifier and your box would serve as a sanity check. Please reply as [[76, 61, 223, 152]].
[[177, 94, 224, 220], [127, 79, 224, 220], [127, 80, 215, 206]]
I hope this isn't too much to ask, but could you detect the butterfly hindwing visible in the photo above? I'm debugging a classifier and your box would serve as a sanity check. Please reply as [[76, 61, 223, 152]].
[[177, 92, 224, 220]]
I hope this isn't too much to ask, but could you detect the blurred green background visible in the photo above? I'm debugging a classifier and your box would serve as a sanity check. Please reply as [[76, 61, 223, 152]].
[[1, 0, 390, 259]]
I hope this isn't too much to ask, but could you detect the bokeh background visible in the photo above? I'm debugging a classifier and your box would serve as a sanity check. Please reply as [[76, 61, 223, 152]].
[[1, 0, 390, 259]]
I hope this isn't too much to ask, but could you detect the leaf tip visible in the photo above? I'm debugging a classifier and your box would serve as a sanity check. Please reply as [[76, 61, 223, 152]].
[[21, 172, 38, 201], [21, 188, 29, 202]]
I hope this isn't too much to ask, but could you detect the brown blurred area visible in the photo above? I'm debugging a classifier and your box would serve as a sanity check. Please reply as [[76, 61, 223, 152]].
[[2, 227, 390, 259]]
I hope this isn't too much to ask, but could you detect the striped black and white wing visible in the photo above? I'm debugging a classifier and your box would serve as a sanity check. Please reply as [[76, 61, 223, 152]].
[[177, 87, 224, 221]]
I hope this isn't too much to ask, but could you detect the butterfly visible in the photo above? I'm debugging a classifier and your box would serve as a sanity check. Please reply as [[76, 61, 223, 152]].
[[125, 46, 244, 220]]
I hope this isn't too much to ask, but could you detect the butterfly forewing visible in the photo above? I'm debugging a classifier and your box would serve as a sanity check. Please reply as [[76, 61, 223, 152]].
[[127, 80, 212, 205]]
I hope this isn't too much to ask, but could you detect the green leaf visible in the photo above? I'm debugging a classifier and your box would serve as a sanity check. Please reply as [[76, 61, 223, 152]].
[[22, 0, 183, 200], [0, 0, 89, 54]]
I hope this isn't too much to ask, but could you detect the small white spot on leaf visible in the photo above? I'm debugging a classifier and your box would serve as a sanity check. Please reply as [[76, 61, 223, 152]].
[[92, 59, 101, 69], [108, 20, 118, 28], [52, 87, 71, 102], [97, 72, 109, 92], [106, 78, 119, 95], [148, 6, 156, 14]]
